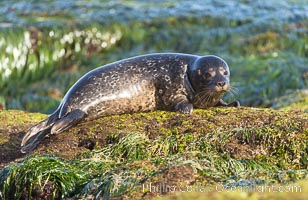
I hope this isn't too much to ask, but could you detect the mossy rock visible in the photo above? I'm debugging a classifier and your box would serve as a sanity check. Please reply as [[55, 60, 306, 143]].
[[0, 107, 307, 199]]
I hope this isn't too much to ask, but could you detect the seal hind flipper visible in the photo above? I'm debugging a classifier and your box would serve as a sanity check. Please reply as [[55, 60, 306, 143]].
[[21, 117, 56, 153], [21, 127, 52, 153], [21, 109, 85, 153], [51, 109, 86, 134]]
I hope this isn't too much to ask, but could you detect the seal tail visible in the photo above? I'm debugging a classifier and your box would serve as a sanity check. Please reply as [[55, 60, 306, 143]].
[[21, 111, 59, 153]]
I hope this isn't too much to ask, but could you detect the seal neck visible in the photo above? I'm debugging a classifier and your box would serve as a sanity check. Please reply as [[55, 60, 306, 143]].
[[184, 73, 195, 102]]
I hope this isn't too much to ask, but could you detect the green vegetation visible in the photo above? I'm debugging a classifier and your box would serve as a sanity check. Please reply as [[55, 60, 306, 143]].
[[0, 108, 307, 199]]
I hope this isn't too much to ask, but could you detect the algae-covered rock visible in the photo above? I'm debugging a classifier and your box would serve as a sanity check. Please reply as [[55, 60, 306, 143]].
[[0, 108, 307, 199]]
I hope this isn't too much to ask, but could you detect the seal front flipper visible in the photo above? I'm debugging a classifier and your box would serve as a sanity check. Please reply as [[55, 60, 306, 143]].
[[215, 99, 240, 107], [228, 100, 240, 107], [174, 95, 194, 114], [51, 109, 86, 134]]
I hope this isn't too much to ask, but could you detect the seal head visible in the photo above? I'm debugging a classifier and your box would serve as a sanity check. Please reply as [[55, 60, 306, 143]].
[[187, 55, 232, 108]]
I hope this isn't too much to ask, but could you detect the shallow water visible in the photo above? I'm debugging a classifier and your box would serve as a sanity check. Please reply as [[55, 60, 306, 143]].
[[1, 0, 307, 27]]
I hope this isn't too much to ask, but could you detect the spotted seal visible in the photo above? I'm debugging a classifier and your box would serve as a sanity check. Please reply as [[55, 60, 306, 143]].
[[21, 53, 240, 153]]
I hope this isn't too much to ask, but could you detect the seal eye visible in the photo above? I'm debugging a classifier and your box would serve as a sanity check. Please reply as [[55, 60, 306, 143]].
[[204, 72, 212, 79], [223, 71, 228, 76]]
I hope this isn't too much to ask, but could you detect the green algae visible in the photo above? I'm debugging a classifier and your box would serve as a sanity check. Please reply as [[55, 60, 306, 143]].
[[0, 108, 307, 199]]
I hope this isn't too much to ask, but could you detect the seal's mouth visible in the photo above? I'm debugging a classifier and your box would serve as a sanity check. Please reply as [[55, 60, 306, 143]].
[[214, 85, 229, 93], [214, 81, 230, 92]]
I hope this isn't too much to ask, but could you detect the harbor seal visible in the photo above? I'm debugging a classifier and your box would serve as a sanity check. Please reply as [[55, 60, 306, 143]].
[[21, 53, 240, 153]]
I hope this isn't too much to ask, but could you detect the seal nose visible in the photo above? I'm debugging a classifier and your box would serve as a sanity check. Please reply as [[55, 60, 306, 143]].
[[216, 81, 226, 88]]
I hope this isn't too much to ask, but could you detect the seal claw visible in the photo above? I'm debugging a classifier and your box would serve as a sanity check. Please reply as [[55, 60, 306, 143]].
[[176, 102, 194, 114]]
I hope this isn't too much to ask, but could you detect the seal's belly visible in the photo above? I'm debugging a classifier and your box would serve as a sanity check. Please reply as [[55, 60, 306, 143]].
[[83, 82, 156, 120]]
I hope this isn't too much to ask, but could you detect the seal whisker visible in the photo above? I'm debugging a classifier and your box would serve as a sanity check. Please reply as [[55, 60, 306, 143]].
[[226, 91, 235, 100], [230, 86, 239, 94], [197, 90, 214, 107], [229, 86, 239, 96]]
